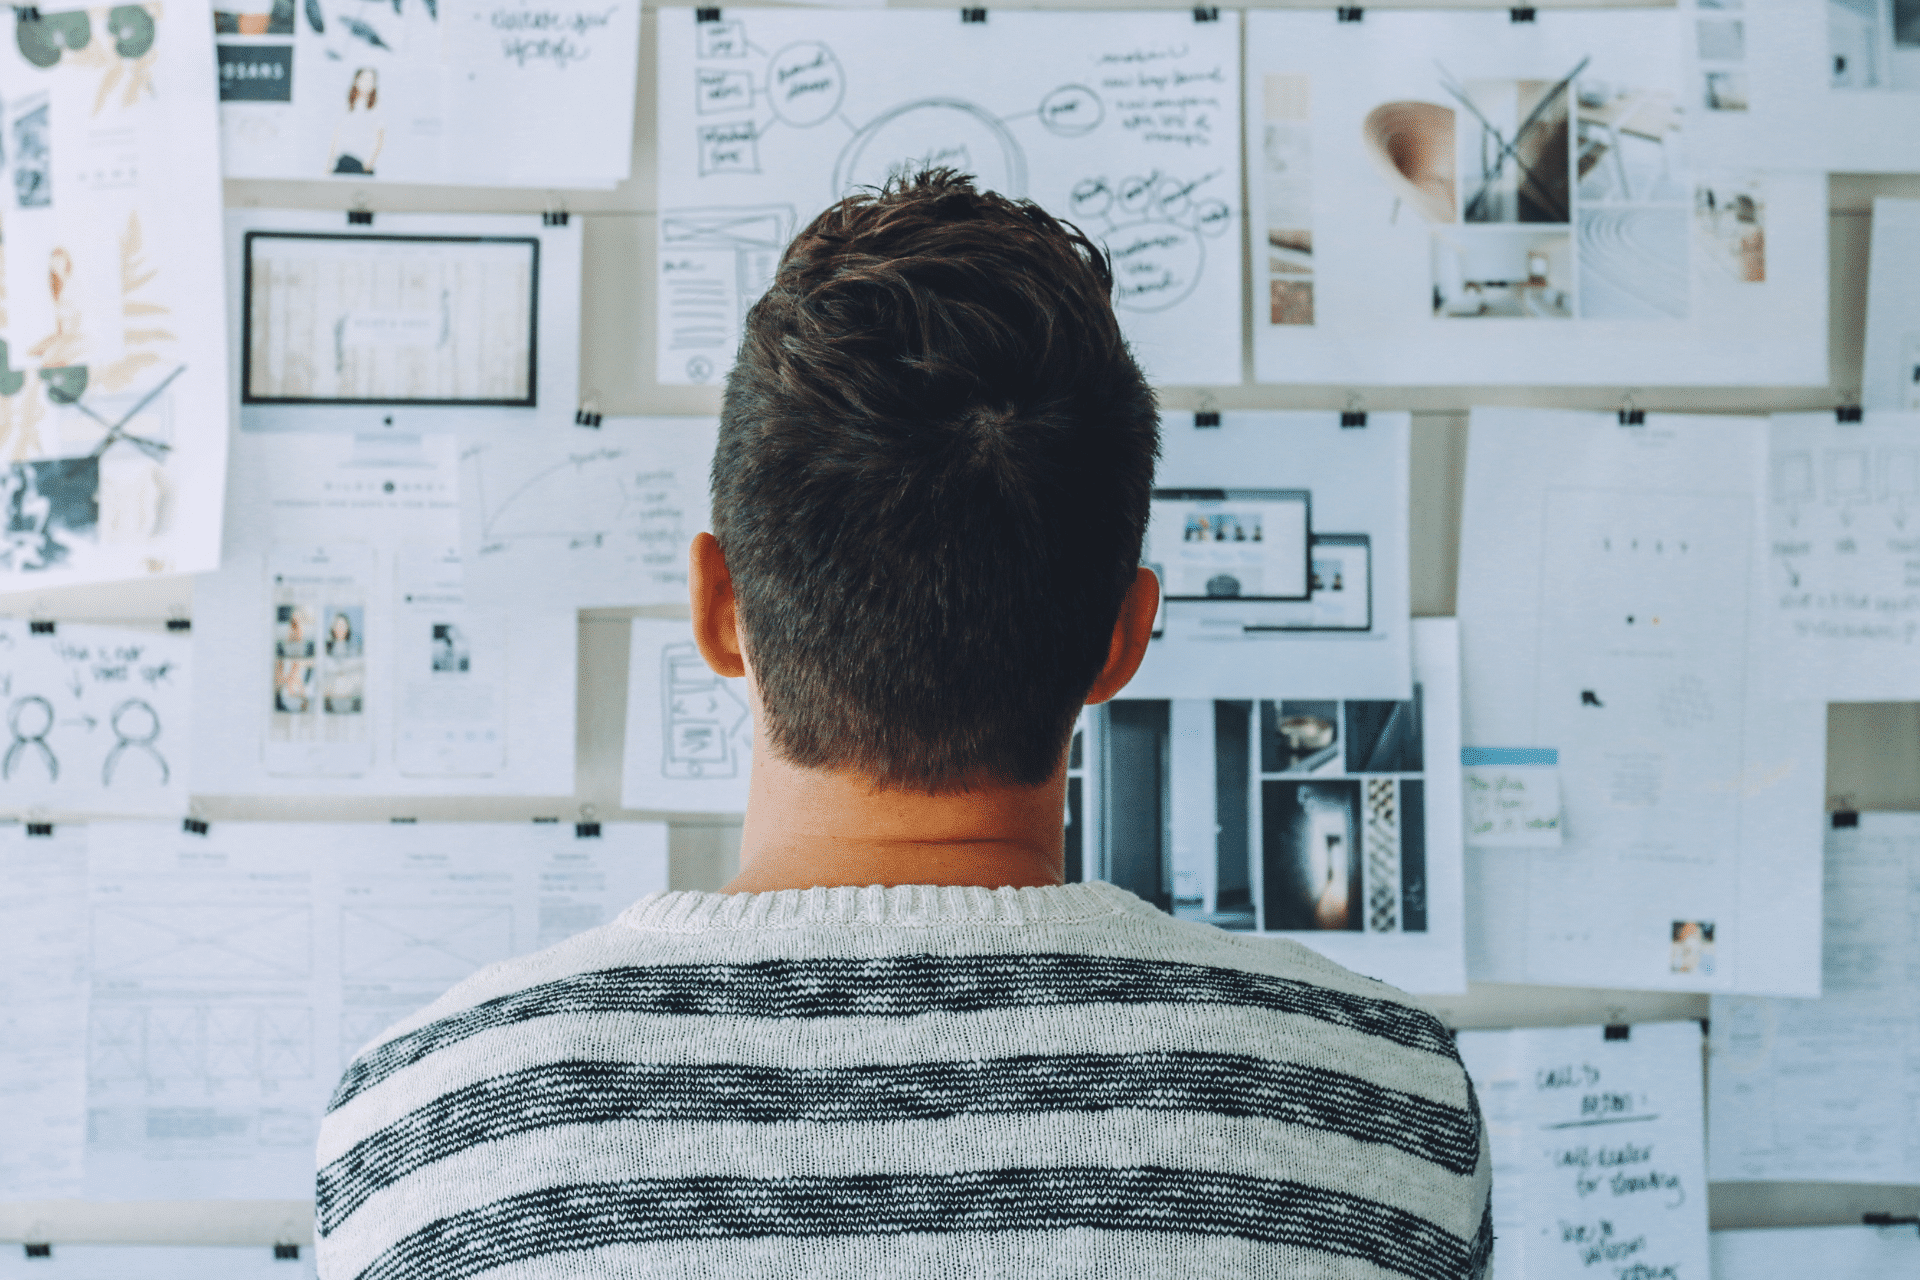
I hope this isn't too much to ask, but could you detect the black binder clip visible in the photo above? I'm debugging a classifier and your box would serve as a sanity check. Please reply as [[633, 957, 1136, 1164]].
[[273, 1245, 301, 1261], [183, 817, 209, 835], [1510, 7, 1536, 21], [1837, 405, 1864, 422], [1862, 1213, 1920, 1235], [575, 407, 603, 427], [1618, 408, 1645, 425], [167, 618, 192, 632], [695, 6, 720, 20], [26, 822, 52, 836], [576, 822, 602, 838], [14, 7, 42, 21], [1603, 1024, 1630, 1041], [1336, 7, 1363, 22], [533, 815, 561, 824], [28, 620, 53, 634], [543, 210, 569, 227], [23, 1244, 51, 1259], [1832, 810, 1860, 829], [347, 210, 373, 226], [1192, 7, 1220, 21], [1341, 411, 1368, 428], [1194, 411, 1221, 428], [961, 8, 986, 22], [389, 816, 417, 824]]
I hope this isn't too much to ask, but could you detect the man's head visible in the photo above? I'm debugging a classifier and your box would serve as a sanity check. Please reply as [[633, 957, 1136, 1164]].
[[706, 168, 1160, 792]]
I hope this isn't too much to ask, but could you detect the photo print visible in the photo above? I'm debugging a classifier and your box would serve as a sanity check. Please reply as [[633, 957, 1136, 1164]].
[[1830, 0, 1920, 90], [1671, 919, 1716, 974], [1263, 73, 1314, 325], [265, 543, 373, 775], [1696, 173, 1767, 282]]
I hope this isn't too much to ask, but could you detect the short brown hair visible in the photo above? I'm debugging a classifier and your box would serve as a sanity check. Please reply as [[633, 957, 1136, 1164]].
[[713, 169, 1159, 790]]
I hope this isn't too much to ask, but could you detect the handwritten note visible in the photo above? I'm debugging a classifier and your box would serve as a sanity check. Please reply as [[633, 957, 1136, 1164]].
[[1457, 1022, 1710, 1280], [1463, 747, 1563, 847]]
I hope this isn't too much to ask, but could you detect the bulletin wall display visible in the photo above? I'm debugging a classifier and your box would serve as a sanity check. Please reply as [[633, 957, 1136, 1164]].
[[1126, 411, 1412, 701], [1459, 408, 1825, 996], [213, 0, 640, 188], [1863, 197, 1920, 412], [655, 7, 1244, 388], [1245, 8, 1828, 386], [225, 210, 581, 433], [192, 432, 576, 796], [1690, 0, 1920, 174], [1087, 618, 1466, 995], [0, 1243, 314, 1278], [0, 1, 232, 588]]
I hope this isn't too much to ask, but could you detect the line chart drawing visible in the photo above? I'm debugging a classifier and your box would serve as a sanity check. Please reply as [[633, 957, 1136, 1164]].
[[339, 905, 515, 983], [91, 905, 314, 982]]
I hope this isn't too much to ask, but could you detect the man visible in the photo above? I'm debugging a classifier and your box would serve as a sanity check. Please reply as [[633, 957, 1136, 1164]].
[[316, 170, 1491, 1280]]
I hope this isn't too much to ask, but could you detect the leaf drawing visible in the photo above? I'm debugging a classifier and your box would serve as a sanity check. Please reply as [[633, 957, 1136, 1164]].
[[342, 15, 391, 49]]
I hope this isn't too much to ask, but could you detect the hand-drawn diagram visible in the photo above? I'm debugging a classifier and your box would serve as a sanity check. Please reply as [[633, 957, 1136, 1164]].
[[340, 905, 514, 982], [91, 904, 313, 982], [88, 1003, 313, 1084], [661, 10, 1243, 385], [661, 641, 749, 780]]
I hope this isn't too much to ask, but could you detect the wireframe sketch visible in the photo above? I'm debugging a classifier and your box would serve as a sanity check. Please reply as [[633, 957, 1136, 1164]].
[[88, 1003, 312, 1084], [243, 232, 537, 404], [340, 906, 514, 982], [661, 641, 749, 779], [659, 206, 797, 384], [103, 698, 169, 786], [92, 904, 314, 981]]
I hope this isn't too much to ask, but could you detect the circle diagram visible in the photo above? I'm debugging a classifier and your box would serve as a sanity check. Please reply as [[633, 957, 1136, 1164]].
[[833, 99, 1026, 199], [1038, 85, 1103, 137], [767, 42, 846, 128]]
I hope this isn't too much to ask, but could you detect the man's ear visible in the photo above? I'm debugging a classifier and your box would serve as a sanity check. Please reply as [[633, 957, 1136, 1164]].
[[1084, 566, 1158, 706], [688, 531, 747, 679]]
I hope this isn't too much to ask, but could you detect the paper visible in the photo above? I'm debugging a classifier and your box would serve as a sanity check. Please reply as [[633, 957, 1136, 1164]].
[[1462, 748, 1563, 848], [1089, 618, 1464, 994], [83, 819, 668, 1200], [1690, 0, 1920, 174], [461, 417, 718, 610], [0, 621, 188, 816], [192, 432, 575, 796], [621, 617, 751, 814], [1245, 9, 1829, 386], [225, 209, 582, 434], [0, 1, 231, 588], [1863, 197, 1920, 411], [655, 7, 1243, 387], [216, 0, 638, 187], [1707, 812, 1920, 1183], [1125, 411, 1411, 701], [1762, 410, 1920, 699], [0, 1244, 314, 1278], [1459, 408, 1825, 995], [1710, 1224, 1920, 1279], [1457, 1022, 1710, 1280], [0, 824, 88, 1199]]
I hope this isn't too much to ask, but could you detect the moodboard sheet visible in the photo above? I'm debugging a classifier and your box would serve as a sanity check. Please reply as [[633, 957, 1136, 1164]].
[[1126, 411, 1411, 701], [1710, 1224, 1920, 1278], [1763, 411, 1920, 700], [1707, 813, 1920, 1183], [82, 820, 669, 1200], [1456, 1022, 1710, 1280], [1459, 409, 1825, 996], [0, 825, 87, 1199], [622, 617, 751, 814], [214, 0, 639, 187], [193, 432, 575, 796], [0, 1, 232, 588], [0, 1244, 314, 1278], [1104, 618, 1465, 994], [224, 209, 583, 435], [0, 620, 189, 816], [1863, 198, 1920, 411], [1689, 0, 1920, 174], [1244, 9, 1828, 387], [655, 7, 1243, 387], [461, 417, 719, 611]]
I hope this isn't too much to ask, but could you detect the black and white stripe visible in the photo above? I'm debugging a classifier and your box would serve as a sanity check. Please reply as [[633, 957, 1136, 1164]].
[[329, 953, 1458, 1112], [318, 1050, 1480, 1236], [348, 1167, 1475, 1280]]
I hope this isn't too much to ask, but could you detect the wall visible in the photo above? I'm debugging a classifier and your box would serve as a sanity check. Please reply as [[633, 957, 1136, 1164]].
[[2, 0, 1916, 1250]]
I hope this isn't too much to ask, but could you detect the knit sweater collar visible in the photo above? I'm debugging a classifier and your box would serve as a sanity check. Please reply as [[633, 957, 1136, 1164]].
[[618, 880, 1156, 933]]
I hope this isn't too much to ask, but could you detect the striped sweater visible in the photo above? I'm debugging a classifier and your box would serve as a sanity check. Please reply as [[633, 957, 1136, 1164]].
[[316, 882, 1492, 1280]]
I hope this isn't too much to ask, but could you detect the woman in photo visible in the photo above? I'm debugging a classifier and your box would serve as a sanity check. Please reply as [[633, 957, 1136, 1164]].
[[328, 68, 384, 176], [326, 610, 361, 658]]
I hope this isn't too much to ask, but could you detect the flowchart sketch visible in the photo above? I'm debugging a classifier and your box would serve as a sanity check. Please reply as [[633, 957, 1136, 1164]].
[[460, 417, 720, 610], [1762, 411, 1920, 699], [0, 824, 88, 1198], [657, 8, 1243, 387], [1459, 408, 1824, 996], [623, 618, 752, 813], [1863, 198, 1920, 411], [0, 619, 190, 817], [1246, 9, 1828, 386]]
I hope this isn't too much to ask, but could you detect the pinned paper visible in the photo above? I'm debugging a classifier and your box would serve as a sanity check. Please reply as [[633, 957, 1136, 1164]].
[[1461, 747, 1562, 847]]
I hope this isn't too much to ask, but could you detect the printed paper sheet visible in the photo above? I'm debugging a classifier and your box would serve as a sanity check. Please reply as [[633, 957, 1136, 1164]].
[[1762, 410, 1920, 700], [461, 417, 717, 611], [1245, 8, 1828, 386], [1125, 411, 1412, 701], [192, 432, 575, 796], [1459, 408, 1824, 995], [1708, 813, 1920, 1183], [82, 820, 668, 1201], [622, 616, 751, 814], [1093, 618, 1466, 995], [215, 0, 639, 187], [0, 2, 231, 587], [655, 7, 1243, 387], [1457, 1022, 1710, 1280], [1863, 197, 1920, 411], [0, 825, 87, 1199]]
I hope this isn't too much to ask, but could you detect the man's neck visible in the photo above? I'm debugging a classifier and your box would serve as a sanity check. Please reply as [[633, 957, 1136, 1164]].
[[722, 745, 1067, 893]]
